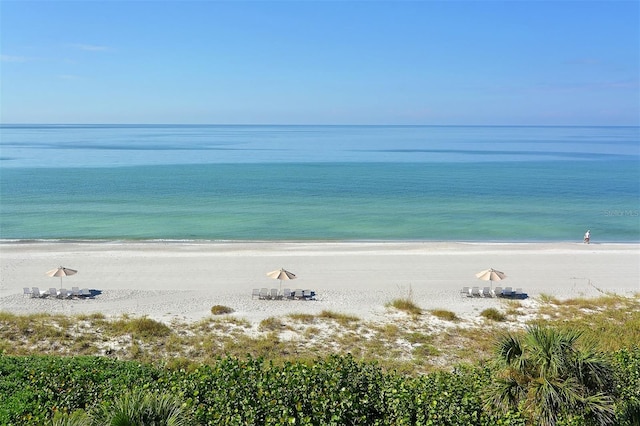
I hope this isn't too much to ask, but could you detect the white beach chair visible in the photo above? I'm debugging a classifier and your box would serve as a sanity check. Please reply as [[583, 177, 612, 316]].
[[71, 287, 81, 297], [270, 288, 280, 299], [493, 286, 503, 298], [251, 288, 261, 299], [460, 287, 471, 297], [32, 287, 45, 298], [303, 290, 315, 300], [259, 288, 270, 300], [80, 288, 91, 297], [58, 288, 73, 299], [48, 288, 59, 297], [23, 287, 33, 298], [482, 287, 492, 298], [471, 287, 481, 297], [283, 288, 292, 299]]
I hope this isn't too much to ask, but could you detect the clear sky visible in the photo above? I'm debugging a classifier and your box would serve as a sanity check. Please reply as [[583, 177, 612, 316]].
[[1, 0, 638, 125]]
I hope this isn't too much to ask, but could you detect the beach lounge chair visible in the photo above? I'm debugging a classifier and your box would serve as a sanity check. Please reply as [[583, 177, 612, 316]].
[[492, 286, 503, 297], [71, 287, 81, 297], [80, 288, 91, 297], [294, 289, 304, 299], [513, 288, 528, 299], [270, 288, 280, 299], [57, 288, 73, 299], [482, 287, 492, 297], [23, 287, 33, 297], [31, 287, 45, 298], [460, 287, 471, 297], [283, 288, 292, 299], [259, 288, 270, 300], [303, 290, 315, 300], [252, 288, 260, 299], [502, 287, 513, 298], [471, 287, 481, 297], [48, 288, 59, 297]]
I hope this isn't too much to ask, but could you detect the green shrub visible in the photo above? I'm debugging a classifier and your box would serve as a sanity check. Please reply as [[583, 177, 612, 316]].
[[0, 355, 163, 425], [210, 305, 234, 315], [610, 346, 640, 426], [1, 348, 639, 426], [388, 298, 422, 315], [111, 316, 172, 339], [93, 389, 196, 425], [480, 308, 506, 322], [318, 310, 359, 325], [49, 410, 91, 426], [412, 344, 440, 358], [258, 316, 284, 332], [430, 309, 458, 321], [287, 313, 316, 323]]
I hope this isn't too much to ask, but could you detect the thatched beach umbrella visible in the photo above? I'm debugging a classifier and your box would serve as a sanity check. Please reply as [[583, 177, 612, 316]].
[[475, 268, 506, 290], [46, 266, 77, 288], [267, 268, 297, 292]]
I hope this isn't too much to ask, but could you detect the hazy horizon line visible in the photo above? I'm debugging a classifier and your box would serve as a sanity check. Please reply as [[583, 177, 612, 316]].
[[2, 123, 639, 128]]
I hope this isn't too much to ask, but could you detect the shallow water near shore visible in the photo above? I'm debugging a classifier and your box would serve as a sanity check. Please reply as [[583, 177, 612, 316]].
[[1, 125, 638, 241]]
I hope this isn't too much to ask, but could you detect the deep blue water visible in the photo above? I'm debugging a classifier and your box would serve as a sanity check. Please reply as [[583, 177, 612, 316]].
[[1, 125, 638, 241]]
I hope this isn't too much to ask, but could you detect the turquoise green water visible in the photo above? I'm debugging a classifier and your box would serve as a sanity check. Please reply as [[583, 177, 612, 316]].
[[1, 125, 638, 241]]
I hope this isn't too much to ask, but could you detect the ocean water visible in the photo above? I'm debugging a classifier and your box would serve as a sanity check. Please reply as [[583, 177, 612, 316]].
[[1, 125, 638, 242]]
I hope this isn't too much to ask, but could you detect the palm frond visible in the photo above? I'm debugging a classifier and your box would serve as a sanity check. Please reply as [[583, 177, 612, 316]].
[[495, 332, 523, 366], [487, 325, 616, 426], [581, 393, 616, 426]]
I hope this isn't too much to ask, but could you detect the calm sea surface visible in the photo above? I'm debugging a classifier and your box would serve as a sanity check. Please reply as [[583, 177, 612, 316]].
[[1, 125, 638, 242]]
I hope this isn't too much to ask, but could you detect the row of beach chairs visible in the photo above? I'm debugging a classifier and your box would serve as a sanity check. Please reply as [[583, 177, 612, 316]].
[[252, 288, 316, 301], [25, 286, 92, 299], [460, 286, 528, 299]]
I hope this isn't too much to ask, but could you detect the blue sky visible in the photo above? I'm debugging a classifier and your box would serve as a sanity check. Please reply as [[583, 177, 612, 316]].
[[1, 1, 638, 125]]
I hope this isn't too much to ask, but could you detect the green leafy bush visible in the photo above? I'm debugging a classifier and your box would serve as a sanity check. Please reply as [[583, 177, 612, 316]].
[[1, 344, 638, 425], [611, 346, 640, 426], [0, 356, 162, 425]]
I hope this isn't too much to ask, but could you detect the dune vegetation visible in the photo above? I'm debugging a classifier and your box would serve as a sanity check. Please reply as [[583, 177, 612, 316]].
[[1, 294, 639, 425]]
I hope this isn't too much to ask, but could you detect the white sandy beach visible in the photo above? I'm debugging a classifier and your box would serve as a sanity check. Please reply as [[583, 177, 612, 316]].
[[0, 242, 638, 325]]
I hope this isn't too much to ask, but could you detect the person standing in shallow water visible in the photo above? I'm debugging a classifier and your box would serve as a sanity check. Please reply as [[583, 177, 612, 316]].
[[584, 230, 591, 244]]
